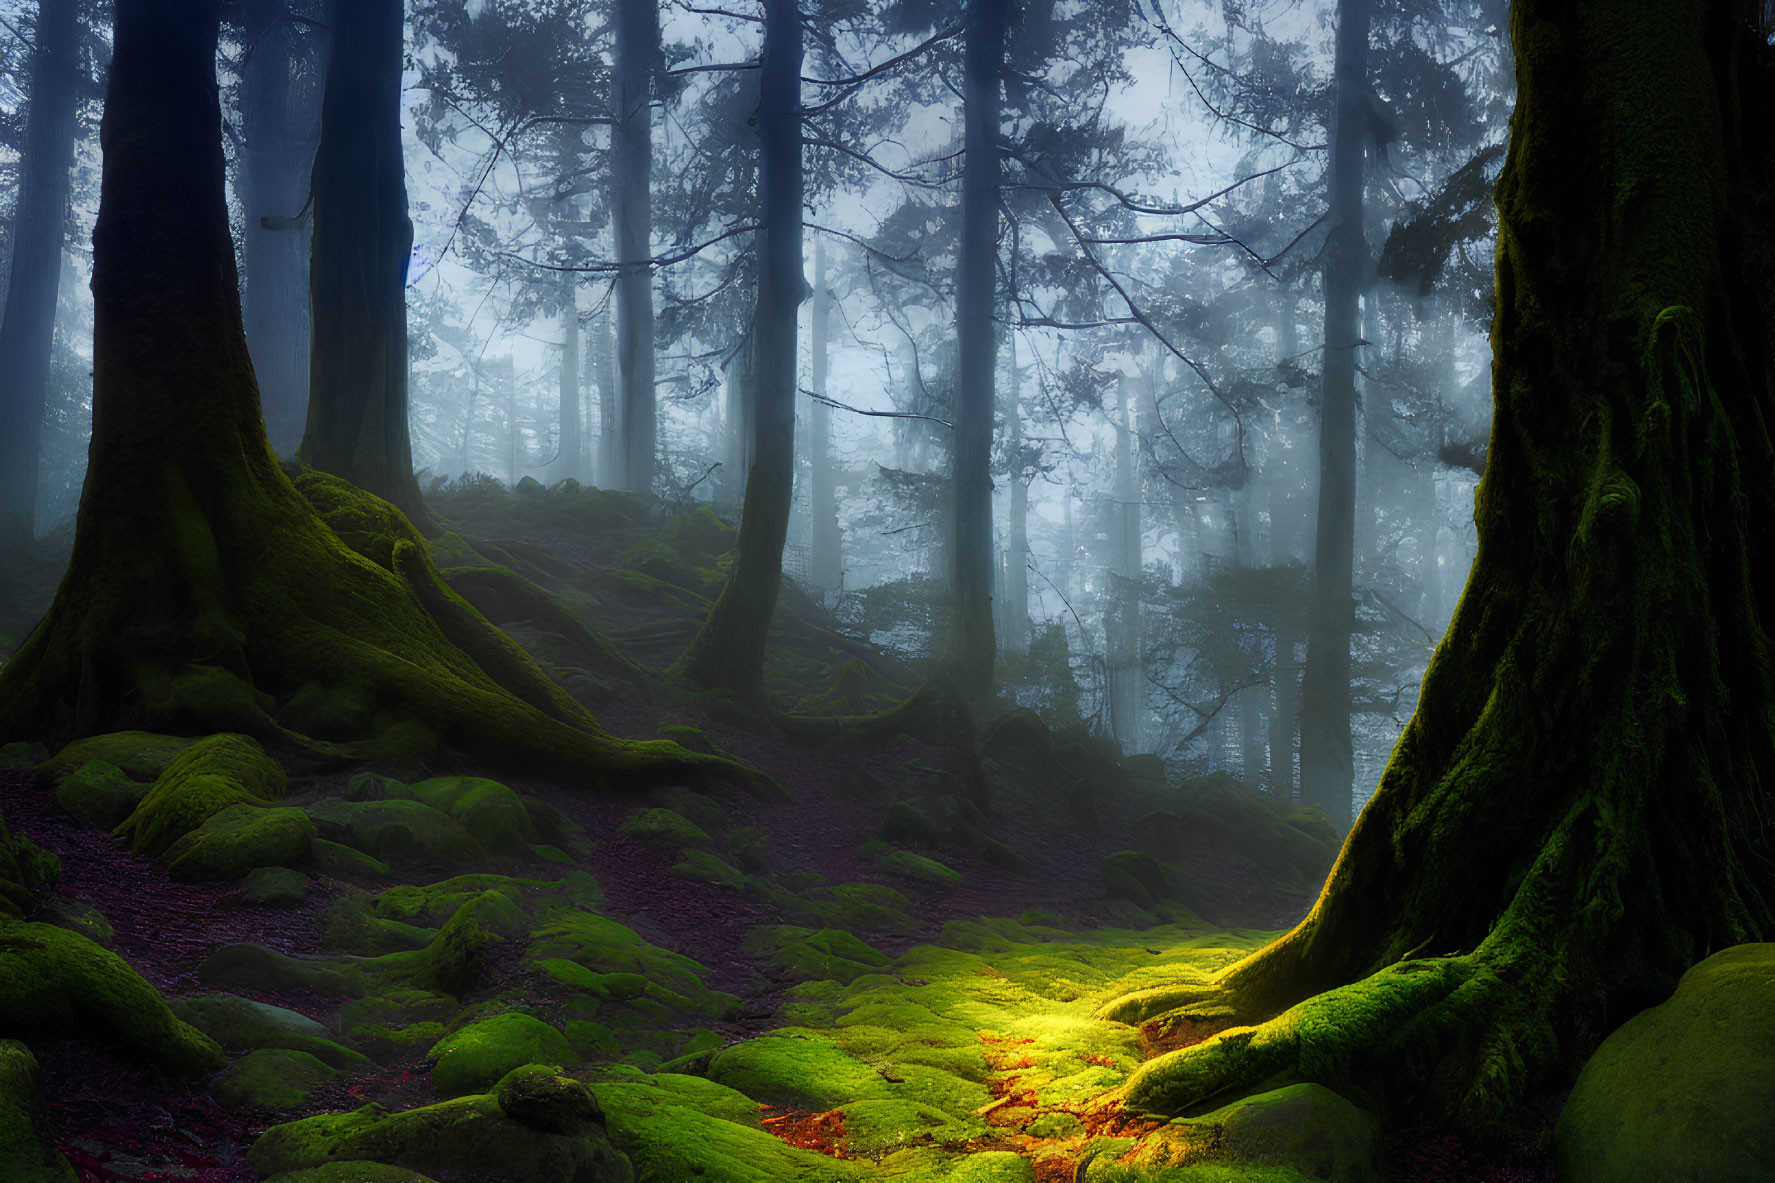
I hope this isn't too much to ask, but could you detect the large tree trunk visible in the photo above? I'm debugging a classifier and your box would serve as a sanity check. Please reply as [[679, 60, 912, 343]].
[[613, 0, 658, 497], [298, 0, 422, 517], [239, 0, 327, 457], [0, 0, 762, 794], [951, 0, 1009, 697], [1108, 0, 1775, 1143], [1296, 0, 1371, 833], [677, 0, 801, 697], [594, 298, 619, 487], [809, 236, 841, 598], [0, 0, 81, 554]]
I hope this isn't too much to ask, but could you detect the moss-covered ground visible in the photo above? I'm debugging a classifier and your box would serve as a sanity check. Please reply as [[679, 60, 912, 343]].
[[0, 484, 1551, 1181]]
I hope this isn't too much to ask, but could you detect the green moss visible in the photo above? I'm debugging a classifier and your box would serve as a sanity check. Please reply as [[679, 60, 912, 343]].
[[402, 891, 523, 999], [114, 733, 286, 857], [406, 777, 537, 855], [309, 837, 392, 879], [1555, 943, 1775, 1183], [249, 1091, 632, 1183], [35, 732, 193, 785], [533, 843, 574, 863], [323, 891, 438, 955], [198, 943, 368, 998], [1121, 1085, 1382, 1182], [214, 1048, 342, 1110], [495, 1062, 605, 1134], [428, 1011, 576, 1097], [669, 849, 746, 889], [1102, 851, 1170, 911], [36, 898, 115, 948], [171, 993, 369, 1070], [880, 850, 963, 885], [263, 1165, 439, 1183], [53, 760, 149, 829], [305, 797, 487, 865], [165, 803, 315, 882], [746, 926, 891, 986], [0, 1040, 77, 1182], [0, 917, 223, 1075], [243, 865, 310, 905], [526, 910, 714, 1005], [619, 807, 710, 846]]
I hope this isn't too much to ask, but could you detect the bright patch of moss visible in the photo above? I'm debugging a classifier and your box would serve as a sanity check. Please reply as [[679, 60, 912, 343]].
[[405, 777, 538, 856], [309, 837, 392, 879], [619, 807, 710, 846], [53, 760, 148, 829], [305, 797, 486, 865], [263, 1164, 438, 1183], [428, 1011, 576, 1097], [114, 733, 286, 857], [879, 850, 962, 885], [0, 917, 223, 1075], [243, 865, 310, 905], [35, 732, 193, 785], [165, 803, 315, 882]]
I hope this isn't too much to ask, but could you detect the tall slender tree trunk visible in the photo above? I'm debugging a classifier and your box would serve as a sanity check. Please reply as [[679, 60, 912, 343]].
[[239, 0, 327, 457], [1297, 0, 1371, 833], [1002, 336, 1029, 653], [298, 0, 422, 518], [952, 0, 1009, 697], [678, 0, 801, 696], [1113, 0, 1775, 1140], [613, 0, 658, 497], [721, 333, 757, 514], [558, 271, 581, 485], [809, 237, 841, 597], [594, 298, 618, 488], [0, 0, 80, 554], [1108, 372, 1143, 750]]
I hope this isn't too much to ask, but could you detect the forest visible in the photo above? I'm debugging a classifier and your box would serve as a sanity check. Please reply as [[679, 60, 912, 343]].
[[0, 0, 1769, 1181]]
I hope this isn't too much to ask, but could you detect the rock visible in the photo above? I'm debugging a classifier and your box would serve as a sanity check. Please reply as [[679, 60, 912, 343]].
[[35, 732, 191, 785], [0, 917, 223, 1076], [53, 760, 149, 828], [244, 865, 311, 905], [264, 1165, 439, 1183], [166, 803, 315, 882], [496, 1063, 604, 1135], [198, 943, 367, 998], [213, 1048, 340, 1110], [407, 777, 538, 856], [0, 1039, 76, 1182], [309, 837, 393, 880], [36, 897, 116, 948], [113, 733, 287, 858], [1555, 942, 1775, 1183], [1101, 850, 1170, 911], [618, 807, 709, 847], [879, 850, 963, 885], [428, 1012, 576, 1098], [1216, 1083, 1383, 1183], [170, 993, 368, 1070]]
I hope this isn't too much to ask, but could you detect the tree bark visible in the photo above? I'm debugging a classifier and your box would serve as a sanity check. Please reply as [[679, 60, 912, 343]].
[[0, 0, 81, 554], [239, 0, 327, 457], [1297, 0, 1371, 833], [558, 270, 582, 485], [1002, 335, 1029, 653], [593, 297, 619, 487], [952, 0, 1009, 697], [298, 0, 423, 518], [1108, 372, 1142, 750], [613, 0, 659, 497], [1109, 0, 1775, 1142], [677, 0, 801, 697]]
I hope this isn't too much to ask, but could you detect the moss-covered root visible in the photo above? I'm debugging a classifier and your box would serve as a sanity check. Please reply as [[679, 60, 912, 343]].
[[0, 1040, 77, 1183], [0, 916, 224, 1076], [763, 674, 979, 751], [440, 561, 653, 695]]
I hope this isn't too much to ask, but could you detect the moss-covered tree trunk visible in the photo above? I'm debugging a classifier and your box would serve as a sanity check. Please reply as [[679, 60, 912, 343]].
[[0, 0, 80, 555], [298, 0, 423, 517], [677, 0, 801, 698], [0, 0, 767, 797], [1106, 0, 1775, 1142]]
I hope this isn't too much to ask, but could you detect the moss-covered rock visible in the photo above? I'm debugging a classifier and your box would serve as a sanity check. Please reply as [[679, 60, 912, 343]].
[[250, 1090, 632, 1183], [214, 1048, 342, 1110], [1102, 851, 1170, 911], [879, 850, 963, 885], [53, 759, 149, 828], [0, 1040, 76, 1182], [1555, 943, 1775, 1183], [747, 926, 892, 986], [428, 1012, 576, 1098], [0, 741, 46, 770], [36, 897, 116, 948], [165, 803, 315, 882], [309, 837, 393, 879], [264, 1165, 439, 1183], [406, 777, 538, 856], [618, 807, 710, 847], [402, 890, 527, 999], [1132, 1084, 1382, 1183], [114, 733, 286, 858], [244, 865, 311, 905], [305, 797, 487, 865], [198, 943, 368, 998], [323, 891, 439, 956], [0, 917, 223, 1075], [171, 993, 369, 1071], [35, 731, 192, 785], [496, 1062, 605, 1135]]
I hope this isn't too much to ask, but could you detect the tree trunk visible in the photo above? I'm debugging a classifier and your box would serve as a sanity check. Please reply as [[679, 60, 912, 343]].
[[1002, 335, 1029, 653], [613, 0, 658, 497], [239, 0, 327, 457], [298, 0, 422, 518], [721, 331, 757, 514], [1296, 0, 1371, 833], [951, 0, 1008, 697], [809, 236, 841, 597], [0, 0, 80, 554], [558, 271, 581, 485], [594, 297, 618, 488], [1110, 0, 1775, 1143], [677, 0, 801, 697], [1108, 372, 1142, 751], [0, 0, 763, 797]]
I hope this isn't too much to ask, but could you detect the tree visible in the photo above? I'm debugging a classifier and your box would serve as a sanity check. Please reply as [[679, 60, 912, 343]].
[[0, 0, 759, 792], [613, 0, 660, 495], [0, 0, 82, 554], [298, 0, 424, 517], [951, 0, 1011, 697], [238, 0, 328, 457], [677, 0, 802, 697], [1102, 0, 1775, 1143]]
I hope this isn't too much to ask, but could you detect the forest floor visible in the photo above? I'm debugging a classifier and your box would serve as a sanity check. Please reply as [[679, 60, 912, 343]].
[[0, 481, 1557, 1183]]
